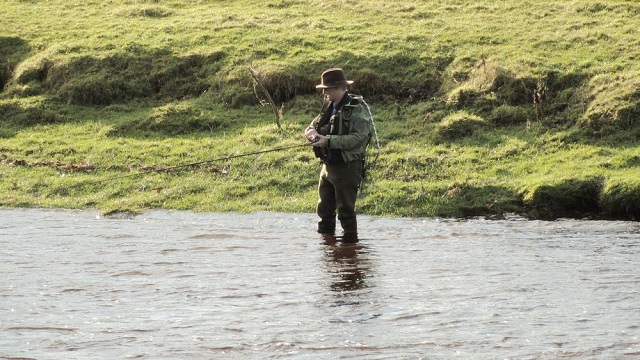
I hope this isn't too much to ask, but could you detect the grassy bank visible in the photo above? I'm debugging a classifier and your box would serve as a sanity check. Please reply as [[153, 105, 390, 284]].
[[1, 0, 640, 219]]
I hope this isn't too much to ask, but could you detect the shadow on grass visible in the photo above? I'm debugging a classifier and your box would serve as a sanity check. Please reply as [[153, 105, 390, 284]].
[[7, 45, 225, 106], [523, 177, 604, 220], [0, 36, 31, 90]]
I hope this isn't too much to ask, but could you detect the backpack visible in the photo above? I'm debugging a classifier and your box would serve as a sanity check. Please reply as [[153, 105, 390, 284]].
[[353, 95, 380, 179]]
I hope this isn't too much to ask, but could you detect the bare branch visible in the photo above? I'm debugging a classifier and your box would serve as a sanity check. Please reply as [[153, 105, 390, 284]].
[[250, 38, 282, 129]]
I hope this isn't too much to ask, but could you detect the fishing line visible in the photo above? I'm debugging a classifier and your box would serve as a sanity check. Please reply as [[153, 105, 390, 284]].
[[56, 142, 313, 191]]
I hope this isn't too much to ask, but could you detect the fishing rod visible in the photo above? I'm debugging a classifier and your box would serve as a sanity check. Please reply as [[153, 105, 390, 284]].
[[57, 142, 313, 191]]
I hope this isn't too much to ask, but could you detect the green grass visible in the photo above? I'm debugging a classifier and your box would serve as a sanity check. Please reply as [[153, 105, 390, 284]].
[[1, 0, 640, 219]]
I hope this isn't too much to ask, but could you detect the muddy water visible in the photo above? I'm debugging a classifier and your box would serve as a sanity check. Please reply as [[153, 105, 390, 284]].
[[1, 209, 639, 359]]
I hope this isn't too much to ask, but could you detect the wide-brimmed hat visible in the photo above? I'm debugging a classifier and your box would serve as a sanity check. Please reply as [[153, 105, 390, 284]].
[[315, 68, 354, 89]]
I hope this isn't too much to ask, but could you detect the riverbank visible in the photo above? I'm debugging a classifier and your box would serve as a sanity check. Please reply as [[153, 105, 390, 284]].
[[1, 1, 639, 219]]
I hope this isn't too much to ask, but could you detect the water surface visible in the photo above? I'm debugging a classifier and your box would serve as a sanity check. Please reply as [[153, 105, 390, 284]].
[[1, 209, 639, 359]]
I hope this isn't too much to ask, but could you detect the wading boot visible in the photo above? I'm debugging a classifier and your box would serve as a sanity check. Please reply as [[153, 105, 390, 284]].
[[341, 232, 359, 243]]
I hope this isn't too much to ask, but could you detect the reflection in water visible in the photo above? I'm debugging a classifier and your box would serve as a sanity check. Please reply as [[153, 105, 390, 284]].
[[322, 235, 371, 293]]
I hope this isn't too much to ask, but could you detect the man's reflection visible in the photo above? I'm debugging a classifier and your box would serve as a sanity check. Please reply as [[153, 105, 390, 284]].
[[322, 234, 371, 293]]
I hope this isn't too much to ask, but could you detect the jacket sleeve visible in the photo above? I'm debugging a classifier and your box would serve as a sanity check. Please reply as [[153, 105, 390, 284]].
[[326, 105, 370, 151]]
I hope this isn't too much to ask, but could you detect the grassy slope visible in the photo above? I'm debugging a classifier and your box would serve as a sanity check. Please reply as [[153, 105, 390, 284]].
[[1, 0, 639, 219]]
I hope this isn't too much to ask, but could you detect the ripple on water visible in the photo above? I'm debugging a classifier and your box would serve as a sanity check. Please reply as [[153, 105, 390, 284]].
[[0, 209, 638, 359]]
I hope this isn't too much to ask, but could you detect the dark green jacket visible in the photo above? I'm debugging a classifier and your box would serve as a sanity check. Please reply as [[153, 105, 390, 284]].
[[308, 94, 371, 163]]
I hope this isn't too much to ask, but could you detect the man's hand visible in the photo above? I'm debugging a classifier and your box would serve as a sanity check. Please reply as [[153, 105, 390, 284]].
[[305, 128, 318, 141], [311, 134, 329, 147]]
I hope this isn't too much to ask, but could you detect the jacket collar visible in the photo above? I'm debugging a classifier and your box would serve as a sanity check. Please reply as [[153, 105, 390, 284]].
[[334, 93, 352, 109]]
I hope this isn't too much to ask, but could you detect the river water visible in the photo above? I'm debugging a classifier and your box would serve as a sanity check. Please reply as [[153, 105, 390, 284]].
[[1, 209, 639, 359]]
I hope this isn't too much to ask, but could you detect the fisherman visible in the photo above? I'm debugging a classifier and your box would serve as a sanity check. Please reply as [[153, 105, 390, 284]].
[[305, 68, 371, 242]]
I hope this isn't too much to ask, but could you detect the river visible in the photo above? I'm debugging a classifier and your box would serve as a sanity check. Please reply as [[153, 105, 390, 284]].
[[1, 209, 639, 359]]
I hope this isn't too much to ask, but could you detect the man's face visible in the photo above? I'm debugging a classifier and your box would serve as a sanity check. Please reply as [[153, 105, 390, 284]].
[[323, 86, 346, 102]]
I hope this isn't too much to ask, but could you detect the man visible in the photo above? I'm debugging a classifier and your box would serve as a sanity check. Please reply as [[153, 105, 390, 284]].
[[305, 68, 371, 242]]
